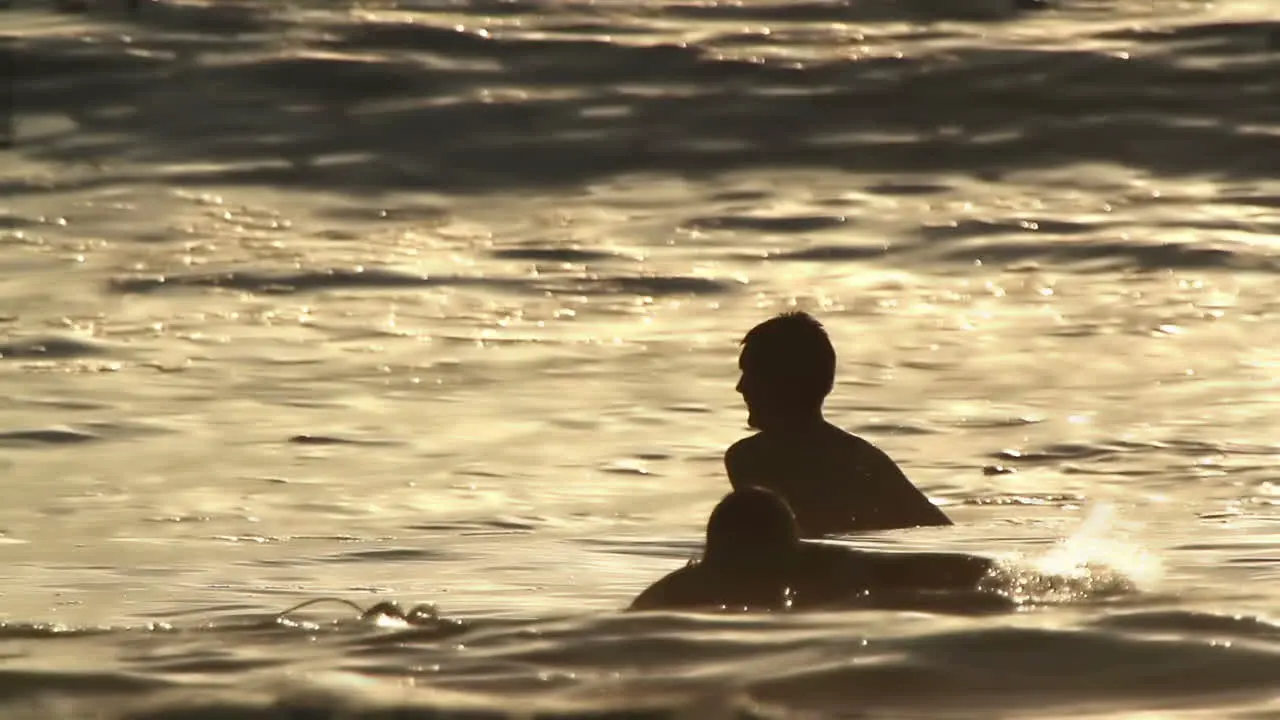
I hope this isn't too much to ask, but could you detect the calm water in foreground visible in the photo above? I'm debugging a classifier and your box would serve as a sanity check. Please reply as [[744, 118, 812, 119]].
[[1, 0, 1278, 717]]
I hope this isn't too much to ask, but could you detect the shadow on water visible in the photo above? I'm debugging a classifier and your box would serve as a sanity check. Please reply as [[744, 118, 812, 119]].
[[4, 2, 1278, 196]]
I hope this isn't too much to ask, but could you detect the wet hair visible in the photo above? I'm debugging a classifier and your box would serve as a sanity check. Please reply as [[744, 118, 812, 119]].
[[703, 487, 800, 569], [740, 312, 836, 401]]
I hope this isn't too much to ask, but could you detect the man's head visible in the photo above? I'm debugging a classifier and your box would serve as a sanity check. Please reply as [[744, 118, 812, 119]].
[[703, 487, 800, 572], [736, 312, 836, 430]]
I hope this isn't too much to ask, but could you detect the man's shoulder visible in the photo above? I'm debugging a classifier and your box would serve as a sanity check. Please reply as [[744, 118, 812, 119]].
[[628, 564, 710, 611], [727, 432, 766, 453], [824, 424, 899, 465], [725, 433, 766, 467], [824, 422, 876, 449]]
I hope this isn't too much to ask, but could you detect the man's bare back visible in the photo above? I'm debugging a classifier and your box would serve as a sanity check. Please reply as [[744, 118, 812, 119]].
[[726, 313, 952, 537], [726, 421, 951, 537]]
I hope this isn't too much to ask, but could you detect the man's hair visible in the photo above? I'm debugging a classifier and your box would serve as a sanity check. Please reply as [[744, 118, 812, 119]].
[[704, 487, 799, 568], [740, 312, 837, 399]]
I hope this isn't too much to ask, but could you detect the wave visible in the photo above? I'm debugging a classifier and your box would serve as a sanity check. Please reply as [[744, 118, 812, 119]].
[[9, 2, 1279, 199], [0, 601, 1276, 719]]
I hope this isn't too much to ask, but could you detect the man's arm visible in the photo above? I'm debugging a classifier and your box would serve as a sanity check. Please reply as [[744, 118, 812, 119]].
[[857, 443, 952, 530]]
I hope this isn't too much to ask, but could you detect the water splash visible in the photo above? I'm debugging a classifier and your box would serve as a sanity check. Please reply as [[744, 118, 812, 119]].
[[983, 502, 1163, 605]]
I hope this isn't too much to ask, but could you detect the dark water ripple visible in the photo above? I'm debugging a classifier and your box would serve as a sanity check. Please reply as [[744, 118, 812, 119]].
[[106, 269, 732, 297], [1097, 20, 1280, 50], [767, 245, 891, 262], [682, 214, 850, 233], [0, 428, 102, 447], [107, 269, 526, 295], [490, 247, 629, 263], [286, 434, 402, 446], [0, 335, 112, 360], [920, 218, 1105, 241], [1091, 610, 1280, 641], [0, 670, 171, 702], [937, 239, 1268, 272]]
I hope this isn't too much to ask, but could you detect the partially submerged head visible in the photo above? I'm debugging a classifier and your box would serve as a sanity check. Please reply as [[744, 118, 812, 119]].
[[703, 487, 800, 572], [736, 312, 836, 430]]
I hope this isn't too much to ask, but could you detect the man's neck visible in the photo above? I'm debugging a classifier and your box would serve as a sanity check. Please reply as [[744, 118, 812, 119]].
[[759, 410, 826, 435]]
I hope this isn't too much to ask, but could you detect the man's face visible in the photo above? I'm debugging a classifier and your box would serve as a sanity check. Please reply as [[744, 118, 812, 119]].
[[736, 349, 777, 430]]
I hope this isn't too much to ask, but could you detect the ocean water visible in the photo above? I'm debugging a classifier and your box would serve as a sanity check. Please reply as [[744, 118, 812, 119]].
[[1, 0, 1278, 716]]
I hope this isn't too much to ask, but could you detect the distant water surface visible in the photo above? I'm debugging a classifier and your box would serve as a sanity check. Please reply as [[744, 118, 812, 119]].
[[0, 0, 1278, 717]]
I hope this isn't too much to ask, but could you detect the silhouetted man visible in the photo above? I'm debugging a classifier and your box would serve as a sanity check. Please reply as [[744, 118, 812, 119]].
[[628, 488, 989, 612], [725, 312, 952, 536]]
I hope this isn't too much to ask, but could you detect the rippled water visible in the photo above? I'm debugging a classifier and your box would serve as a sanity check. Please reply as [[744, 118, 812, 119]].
[[1, 0, 1278, 717]]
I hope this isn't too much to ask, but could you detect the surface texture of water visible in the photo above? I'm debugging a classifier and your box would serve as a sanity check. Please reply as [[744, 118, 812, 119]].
[[1, 0, 1278, 717]]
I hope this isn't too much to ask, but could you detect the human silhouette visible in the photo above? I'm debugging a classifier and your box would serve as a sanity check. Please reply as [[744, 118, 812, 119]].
[[628, 488, 990, 612], [725, 312, 952, 536]]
